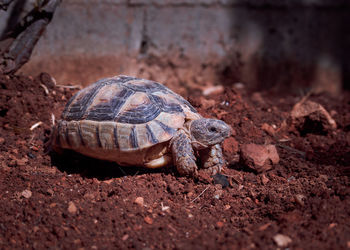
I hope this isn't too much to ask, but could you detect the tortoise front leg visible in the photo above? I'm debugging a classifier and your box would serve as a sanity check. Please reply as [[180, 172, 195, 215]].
[[170, 130, 198, 177], [200, 144, 224, 175]]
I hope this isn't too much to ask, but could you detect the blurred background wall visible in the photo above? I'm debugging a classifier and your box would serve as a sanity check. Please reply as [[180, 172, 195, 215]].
[[1, 0, 349, 94]]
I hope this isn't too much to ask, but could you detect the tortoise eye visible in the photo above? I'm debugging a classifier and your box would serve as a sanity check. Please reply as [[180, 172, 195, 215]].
[[209, 127, 217, 132]]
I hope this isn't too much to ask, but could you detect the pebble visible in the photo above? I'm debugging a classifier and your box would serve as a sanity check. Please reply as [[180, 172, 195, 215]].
[[39, 72, 56, 88], [233, 82, 245, 89], [240, 144, 280, 172], [202, 85, 224, 96], [261, 123, 276, 136], [21, 189, 32, 199], [216, 221, 224, 228], [122, 234, 129, 241], [294, 194, 306, 206], [260, 174, 270, 185], [224, 204, 231, 210], [16, 158, 28, 166], [290, 100, 337, 132], [328, 223, 337, 229], [32, 226, 39, 233], [103, 179, 114, 185], [273, 234, 292, 247], [144, 216, 153, 225], [47, 189, 54, 196], [213, 189, 223, 200], [134, 197, 144, 207], [0, 137, 4, 144], [68, 201, 77, 214], [213, 173, 229, 188]]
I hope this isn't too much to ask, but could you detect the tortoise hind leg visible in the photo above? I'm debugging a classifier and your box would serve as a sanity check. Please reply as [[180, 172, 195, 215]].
[[170, 130, 198, 177], [200, 144, 224, 175]]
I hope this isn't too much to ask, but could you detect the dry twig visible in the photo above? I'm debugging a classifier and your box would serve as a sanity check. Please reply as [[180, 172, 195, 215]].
[[191, 186, 209, 203]]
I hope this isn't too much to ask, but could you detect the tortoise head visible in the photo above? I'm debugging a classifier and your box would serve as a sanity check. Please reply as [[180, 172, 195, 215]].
[[189, 118, 231, 150]]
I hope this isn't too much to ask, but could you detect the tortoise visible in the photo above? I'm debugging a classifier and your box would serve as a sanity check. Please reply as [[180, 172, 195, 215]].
[[51, 75, 231, 177]]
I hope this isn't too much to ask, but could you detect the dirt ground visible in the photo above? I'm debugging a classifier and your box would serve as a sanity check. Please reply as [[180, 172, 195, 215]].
[[0, 72, 349, 249]]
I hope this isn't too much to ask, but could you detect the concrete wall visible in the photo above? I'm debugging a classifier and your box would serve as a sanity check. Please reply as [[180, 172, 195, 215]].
[[1, 0, 349, 94]]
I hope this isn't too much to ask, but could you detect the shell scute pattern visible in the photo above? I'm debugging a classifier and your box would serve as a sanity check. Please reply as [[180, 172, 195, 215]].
[[59, 75, 200, 153]]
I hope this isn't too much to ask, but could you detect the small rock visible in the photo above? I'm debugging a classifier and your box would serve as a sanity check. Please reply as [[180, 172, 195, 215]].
[[16, 158, 28, 166], [258, 223, 271, 231], [213, 173, 229, 188], [289, 100, 336, 135], [0, 137, 4, 144], [213, 189, 223, 200], [68, 201, 77, 214], [73, 239, 81, 244], [122, 234, 129, 241], [144, 216, 153, 225], [202, 85, 224, 96], [161, 202, 170, 212], [49, 203, 57, 208], [328, 223, 337, 229], [134, 197, 144, 207], [21, 189, 32, 199], [39, 72, 56, 88], [47, 189, 54, 196], [261, 123, 276, 136], [294, 194, 306, 206], [216, 221, 224, 228], [260, 174, 270, 185], [273, 234, 292, 247], [233, 82, 245, 89], [240, 144, 280, 172], [103, 179, 114, 185], [33, 226, 40, 233]]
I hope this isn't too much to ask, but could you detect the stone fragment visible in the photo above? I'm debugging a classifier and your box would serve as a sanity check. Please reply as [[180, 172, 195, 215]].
[[260, 174, 270, 185], [261, 123, 276, 136], [144, 216, 153, 225], [202, 85, 224, 96], [213, 189, 223, 200], [289, 100, 336, 135], [21, 189, 32, 199], [68, 201, 77, 214], [216, 221, 224, 228], [122, 234, 129, 241], [16, 158, 28, 166], [213, 173, 229, 188], [273, 234, 292, 247], [240, 144, 280, 172], [134, 197, 144, 207], [294, 194, 306, 206]]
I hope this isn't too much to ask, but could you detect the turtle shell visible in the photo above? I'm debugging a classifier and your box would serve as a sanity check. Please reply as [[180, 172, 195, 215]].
[[54, 75, 201, 156]]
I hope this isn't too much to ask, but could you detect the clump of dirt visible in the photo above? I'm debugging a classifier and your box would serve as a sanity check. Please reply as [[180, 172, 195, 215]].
[[0, 73, 349, 249]]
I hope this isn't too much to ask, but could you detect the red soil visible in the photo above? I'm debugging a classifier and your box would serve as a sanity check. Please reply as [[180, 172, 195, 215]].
[[0, 73, 349, 249]]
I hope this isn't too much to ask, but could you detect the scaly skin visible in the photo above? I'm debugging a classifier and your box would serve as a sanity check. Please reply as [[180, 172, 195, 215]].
[[171, 130, 198, 177], [200, 144, 224, 175]]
